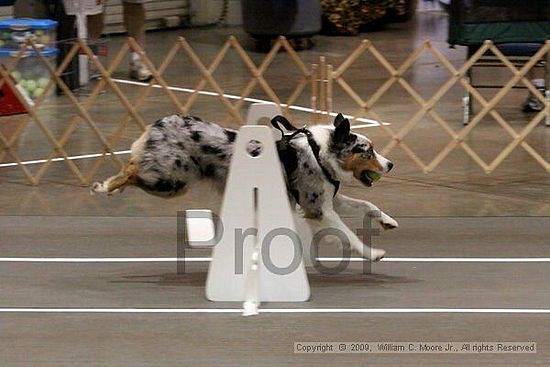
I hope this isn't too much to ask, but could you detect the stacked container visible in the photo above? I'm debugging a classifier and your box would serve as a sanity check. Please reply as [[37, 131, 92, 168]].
[[0, 18, 58, 102]]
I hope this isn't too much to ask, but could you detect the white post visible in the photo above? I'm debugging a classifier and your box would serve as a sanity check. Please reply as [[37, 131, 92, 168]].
[[76, 12, 89, 86], [62, 0, 104, 87], [205, 125, 310, 312]]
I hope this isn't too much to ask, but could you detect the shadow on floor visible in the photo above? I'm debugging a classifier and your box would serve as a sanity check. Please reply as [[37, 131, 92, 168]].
[[109, 270, 421, 288]]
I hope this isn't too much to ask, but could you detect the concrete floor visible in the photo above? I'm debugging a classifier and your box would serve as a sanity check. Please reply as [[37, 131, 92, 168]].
[[0, 11, 549, 367], [1, 216, 549, 366]]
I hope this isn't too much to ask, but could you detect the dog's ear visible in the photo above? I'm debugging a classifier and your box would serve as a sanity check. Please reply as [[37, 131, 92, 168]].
[[333, 113, 350, 141]]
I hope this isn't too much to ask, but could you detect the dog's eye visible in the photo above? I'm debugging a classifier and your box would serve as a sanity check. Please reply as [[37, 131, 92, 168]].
[[351, 145, 374, 157], [358, 146, 374, 158], [351, 145, 364, 154]]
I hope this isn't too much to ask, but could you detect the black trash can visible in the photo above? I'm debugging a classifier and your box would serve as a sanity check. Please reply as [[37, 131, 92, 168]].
[[242, 0, 321, 50]]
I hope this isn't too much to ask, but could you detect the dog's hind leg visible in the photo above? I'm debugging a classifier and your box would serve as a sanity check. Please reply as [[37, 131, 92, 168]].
[[91, 160, 138, 195]]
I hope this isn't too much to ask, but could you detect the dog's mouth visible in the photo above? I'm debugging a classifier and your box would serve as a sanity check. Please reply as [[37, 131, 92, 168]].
[[359, 170, 381, 187]]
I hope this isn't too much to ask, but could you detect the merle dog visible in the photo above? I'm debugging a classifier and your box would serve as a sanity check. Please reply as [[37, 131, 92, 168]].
[[92, 113, 398, 260]]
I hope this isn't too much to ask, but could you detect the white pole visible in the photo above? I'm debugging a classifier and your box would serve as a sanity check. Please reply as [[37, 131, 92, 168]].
[[76, 11, 89, 86]]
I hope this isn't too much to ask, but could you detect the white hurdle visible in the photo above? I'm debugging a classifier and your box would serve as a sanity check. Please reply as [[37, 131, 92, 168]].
[[245, 102, 284, 127], [184, 103, 310, 316]]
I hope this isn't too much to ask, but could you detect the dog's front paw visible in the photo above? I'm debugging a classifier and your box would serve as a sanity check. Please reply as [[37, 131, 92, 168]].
[[90, 181, 107, 195], [379, 213, 398, 230], [364, 248, 386, 262]]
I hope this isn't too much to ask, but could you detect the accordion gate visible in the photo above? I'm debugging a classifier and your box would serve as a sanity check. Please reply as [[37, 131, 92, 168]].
[[0, 36, 548, 186]]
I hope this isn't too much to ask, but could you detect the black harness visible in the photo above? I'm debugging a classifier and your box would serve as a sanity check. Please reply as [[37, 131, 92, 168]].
[[271, 116, 340, 203]]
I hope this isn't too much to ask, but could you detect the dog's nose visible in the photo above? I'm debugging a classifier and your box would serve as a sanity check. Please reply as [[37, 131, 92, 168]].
[[387, 162, 394, 172]]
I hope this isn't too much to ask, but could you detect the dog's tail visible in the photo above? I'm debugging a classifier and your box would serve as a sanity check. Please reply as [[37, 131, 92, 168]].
[[91, 160, 139, 195]]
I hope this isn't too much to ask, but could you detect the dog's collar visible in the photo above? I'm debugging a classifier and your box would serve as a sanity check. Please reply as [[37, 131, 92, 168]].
[[271, 116, 340, 198], [303, 130, 340, 197]]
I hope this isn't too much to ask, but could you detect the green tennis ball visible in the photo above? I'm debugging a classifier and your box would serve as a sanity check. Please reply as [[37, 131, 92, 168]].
[[11, 70, 22, 82], [37, 77, 49, 88], [367, 171, 382, 181], [25, 79, 37, 92], [33, 87, 45, 98], [40, 35, 50, 44]]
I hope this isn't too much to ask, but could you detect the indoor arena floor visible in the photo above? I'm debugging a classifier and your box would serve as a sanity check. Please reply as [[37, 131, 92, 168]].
[[0, 216, 549, 366], [0, 11, 549, 367]]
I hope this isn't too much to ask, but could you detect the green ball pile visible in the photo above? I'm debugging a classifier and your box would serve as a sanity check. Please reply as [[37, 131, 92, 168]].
[[0, 29, 52, 48], [15, 74, 50, 99]]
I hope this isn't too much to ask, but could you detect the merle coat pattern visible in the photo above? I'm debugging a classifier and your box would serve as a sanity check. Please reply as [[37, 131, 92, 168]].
[[92, 113, 398, 260]]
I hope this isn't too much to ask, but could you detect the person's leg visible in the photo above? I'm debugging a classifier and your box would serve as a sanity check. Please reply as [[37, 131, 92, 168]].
[[123, 1, 146, 47], [87, 12, 105, 43], [13, 0, 49, 18], [123, 0, 152, 81], [86, 12, 105, 80], [523, 78, 545, 112]]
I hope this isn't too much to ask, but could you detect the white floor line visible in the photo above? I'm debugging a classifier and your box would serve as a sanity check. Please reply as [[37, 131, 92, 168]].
[[0, 79, 387, 169], [0, 79, 384, 168], [1, 257, 549, 263], [379, 257, 550, 263], [0, 308, 548, 314], [111, 78, 388, 128], [0, 150, 131, 168]]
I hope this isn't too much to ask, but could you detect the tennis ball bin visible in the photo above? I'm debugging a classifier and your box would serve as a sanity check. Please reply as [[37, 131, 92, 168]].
[[0, 48, 58, 100], [0, 18, 57, 50]]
